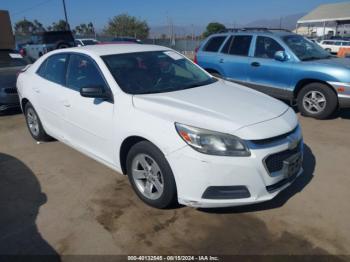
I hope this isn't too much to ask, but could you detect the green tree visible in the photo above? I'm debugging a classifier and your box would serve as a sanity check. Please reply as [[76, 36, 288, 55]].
[[104, 14, 149, 39], [75, 22, 95, 35], [50, 20, 69, 31], [14, 19, 35, 35], [14, 18, 46, 35], [32, 20, 46, 33], [203, 22, 226, 37]]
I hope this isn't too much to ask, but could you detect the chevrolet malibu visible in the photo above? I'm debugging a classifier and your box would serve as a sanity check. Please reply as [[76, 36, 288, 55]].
[[17, 44, 303, 208]]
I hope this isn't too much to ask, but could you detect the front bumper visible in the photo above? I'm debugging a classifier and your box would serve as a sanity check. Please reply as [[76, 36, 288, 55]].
[[328, 82, 350, 108], [167, 127, 303, 208], [0, 88, 20, 111]]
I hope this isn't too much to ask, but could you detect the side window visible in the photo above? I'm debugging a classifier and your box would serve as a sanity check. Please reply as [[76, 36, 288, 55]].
[[203, 36, 227, 52], [66, 54, 107, 92], [221, 36, 233, 54], [31, 35, 38, 44], [254, 36, 284, 59], [228, 35, 252, 56], [36, 59, 48, 77], [38, 54, 68, 85]]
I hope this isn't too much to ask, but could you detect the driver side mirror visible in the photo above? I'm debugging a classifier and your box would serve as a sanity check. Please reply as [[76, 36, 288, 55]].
[[274, 51, 289, 62], [80, 85, 111, 100]]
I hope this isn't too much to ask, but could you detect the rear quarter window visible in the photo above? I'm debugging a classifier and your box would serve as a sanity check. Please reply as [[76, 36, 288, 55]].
[[203, 36, 227, 52], [36, 54, 68, 85]]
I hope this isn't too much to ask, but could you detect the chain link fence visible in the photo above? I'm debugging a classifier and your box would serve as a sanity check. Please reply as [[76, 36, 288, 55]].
[[15, 34, 203, 59]]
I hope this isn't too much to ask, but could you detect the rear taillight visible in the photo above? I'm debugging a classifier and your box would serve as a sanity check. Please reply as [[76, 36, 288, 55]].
[[193, 46, 199, 64], [19, 48, 26, 57]]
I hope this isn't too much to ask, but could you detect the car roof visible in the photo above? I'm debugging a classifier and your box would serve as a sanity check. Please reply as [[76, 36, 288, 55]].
[[209, 30, 295, 38], [323, 39, 350, 42], [50, 44, 171, 57]]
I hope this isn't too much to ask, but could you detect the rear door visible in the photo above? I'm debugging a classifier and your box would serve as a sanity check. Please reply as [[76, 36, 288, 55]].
[[196, 35, 227, 73], [33, 53, 68, 138], [61, 53, 115, 163], [246, 35, 294, 99], [217, 35, 253, 83]]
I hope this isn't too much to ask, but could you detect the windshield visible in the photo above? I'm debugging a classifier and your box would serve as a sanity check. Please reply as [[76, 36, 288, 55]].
[[0, 50, 28, 68], [102, 51, 217, 94], [283, 35, 331, 61]]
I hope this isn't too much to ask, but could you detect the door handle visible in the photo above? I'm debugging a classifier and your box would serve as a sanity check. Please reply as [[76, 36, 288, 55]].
[[33, 87, 40, 93], [63, 101, 71, 107], [219, 58, 224, 63], [251, 62, 261, 67]]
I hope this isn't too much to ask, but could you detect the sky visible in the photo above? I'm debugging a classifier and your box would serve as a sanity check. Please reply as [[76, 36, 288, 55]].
[[1, 0, 348, 30]]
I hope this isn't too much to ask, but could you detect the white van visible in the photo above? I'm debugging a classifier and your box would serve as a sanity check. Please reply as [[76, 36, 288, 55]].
[[319, 39, 350, 54]]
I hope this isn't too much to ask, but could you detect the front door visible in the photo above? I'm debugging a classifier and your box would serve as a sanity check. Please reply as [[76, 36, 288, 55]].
[[247, 36, 294, 100], [61, 54, 115, 164]]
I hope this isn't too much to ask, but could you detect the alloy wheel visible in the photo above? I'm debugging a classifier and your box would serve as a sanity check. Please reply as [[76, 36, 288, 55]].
[[302, 90, 327, 114], [131, 153, 164, 200], [26, 108, 40, 136]]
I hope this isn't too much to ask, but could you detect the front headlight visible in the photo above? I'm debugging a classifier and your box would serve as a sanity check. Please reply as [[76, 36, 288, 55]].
[[175, 123, 250, 157]]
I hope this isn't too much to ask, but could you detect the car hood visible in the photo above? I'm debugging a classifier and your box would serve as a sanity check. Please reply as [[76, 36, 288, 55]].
[[132, 80, 291, 138], [306, 57, 350, 69]]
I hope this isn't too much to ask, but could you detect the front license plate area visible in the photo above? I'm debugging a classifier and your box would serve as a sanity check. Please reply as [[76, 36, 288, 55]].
[[283, 152, 303, 178]]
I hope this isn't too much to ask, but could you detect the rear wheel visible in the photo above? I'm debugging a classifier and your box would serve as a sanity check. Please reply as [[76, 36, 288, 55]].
[[126, 141, 177, 209], [56, 42, 70, 49], [24, 102, 52, 141], [297, 83, 338, 119]]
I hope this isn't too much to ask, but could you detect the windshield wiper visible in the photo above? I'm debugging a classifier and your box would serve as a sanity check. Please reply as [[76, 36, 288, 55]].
[[182, 78, 217, 90]]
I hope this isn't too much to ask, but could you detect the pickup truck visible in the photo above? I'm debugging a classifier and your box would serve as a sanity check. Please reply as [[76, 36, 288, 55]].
[[24, 31, 75, 61]]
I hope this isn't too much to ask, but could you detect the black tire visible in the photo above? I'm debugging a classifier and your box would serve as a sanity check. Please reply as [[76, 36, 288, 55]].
[[208, 71, 222, 79], [297, 83, 338, 119], [24, 102, 52, 141], [126, 141, 177, 209], [56, 42, 70, 49]]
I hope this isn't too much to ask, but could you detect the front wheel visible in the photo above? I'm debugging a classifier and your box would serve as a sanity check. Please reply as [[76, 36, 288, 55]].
[[126, 141, 177, 209], [297, 83, 338, 119], [209, 71, 222, 79]]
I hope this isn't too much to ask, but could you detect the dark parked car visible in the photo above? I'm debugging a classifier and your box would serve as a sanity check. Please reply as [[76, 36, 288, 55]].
[[0, 49, 28, 111]]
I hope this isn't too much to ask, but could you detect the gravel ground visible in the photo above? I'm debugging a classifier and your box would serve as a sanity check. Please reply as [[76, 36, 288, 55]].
[[0, 108, 350, 259]]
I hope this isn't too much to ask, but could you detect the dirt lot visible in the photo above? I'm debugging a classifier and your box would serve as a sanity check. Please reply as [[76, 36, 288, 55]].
[[0, 109, 350, 258]]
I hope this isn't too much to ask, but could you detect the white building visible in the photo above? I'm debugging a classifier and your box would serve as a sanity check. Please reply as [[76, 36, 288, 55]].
[[296, 2, 350, 38]]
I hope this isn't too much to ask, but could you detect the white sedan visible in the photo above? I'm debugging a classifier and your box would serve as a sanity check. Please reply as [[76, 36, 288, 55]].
[[17, 44, 303, 208]]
